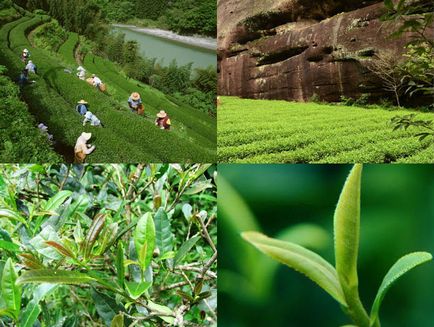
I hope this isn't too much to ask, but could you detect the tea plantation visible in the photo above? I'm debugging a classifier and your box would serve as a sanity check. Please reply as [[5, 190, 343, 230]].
[[218, 97, 434, 163], [0, 13, 216, 162]]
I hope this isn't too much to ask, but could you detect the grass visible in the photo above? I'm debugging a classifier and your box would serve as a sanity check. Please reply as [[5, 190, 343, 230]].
[[218, 97, 434, 163], [0, 14, 216, 162]]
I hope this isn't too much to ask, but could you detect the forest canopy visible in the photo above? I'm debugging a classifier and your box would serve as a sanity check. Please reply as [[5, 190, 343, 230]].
[[13, 0, 217, 37]]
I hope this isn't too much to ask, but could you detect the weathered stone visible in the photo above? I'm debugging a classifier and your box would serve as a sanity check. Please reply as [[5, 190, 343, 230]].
[[218, 0, 433, 102]]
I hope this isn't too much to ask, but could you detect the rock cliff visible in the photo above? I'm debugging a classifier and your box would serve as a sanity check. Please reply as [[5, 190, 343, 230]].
[[218, 0, 432, 102]]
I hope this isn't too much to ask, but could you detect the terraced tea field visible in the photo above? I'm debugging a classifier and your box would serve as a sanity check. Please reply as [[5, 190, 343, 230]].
[[218, 97, 434, 163], [0, 14, 216, 162]]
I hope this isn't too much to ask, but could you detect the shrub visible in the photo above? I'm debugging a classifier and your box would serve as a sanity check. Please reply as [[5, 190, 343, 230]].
[[0, 0, 12, 10], [0, 164, 217, 326], [32, 19, 68, 51], [0, 66, 59, 162]]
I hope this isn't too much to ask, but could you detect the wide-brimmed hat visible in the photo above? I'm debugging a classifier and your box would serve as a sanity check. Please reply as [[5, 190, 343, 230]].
[[77, 99, 88, 104], [131, 92, 140, 101], [28, 60, 33, 64], [23, 49, 29, 53], [77, 66, 85, 71], [81, 132, 92, 141], [157, 110, 167, 118], [92, 74, 96, 77]]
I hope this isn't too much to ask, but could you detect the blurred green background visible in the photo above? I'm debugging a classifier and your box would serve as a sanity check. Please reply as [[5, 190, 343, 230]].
[[218, 164, 434, 327]]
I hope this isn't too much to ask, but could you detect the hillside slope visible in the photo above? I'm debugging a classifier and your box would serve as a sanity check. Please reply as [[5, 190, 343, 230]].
[[0, 12, 216, 162]]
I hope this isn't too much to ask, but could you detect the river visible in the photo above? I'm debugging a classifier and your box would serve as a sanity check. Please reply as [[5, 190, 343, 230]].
[[112, 24, 216, 69]]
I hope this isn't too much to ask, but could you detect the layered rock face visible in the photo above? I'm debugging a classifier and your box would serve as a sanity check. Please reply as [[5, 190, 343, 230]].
[[218, 0, 432, 102]]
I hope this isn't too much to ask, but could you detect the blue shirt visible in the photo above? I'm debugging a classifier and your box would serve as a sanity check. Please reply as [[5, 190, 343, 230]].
[[128, 97, 142, 107], [76, 104, 88, 115]]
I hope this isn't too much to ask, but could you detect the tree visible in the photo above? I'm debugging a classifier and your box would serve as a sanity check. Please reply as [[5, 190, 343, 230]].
[[135, 0, 168, 20], [367, 51, 405, 107], [382, 0, 434, 98], [123, 40, 138, 64]]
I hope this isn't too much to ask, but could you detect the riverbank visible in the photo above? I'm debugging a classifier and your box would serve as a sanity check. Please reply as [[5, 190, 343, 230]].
[[112, 24, 216, 51]]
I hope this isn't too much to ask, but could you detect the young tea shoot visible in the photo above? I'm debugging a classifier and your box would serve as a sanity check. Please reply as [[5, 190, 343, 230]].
[[242, 164, 432, 327]]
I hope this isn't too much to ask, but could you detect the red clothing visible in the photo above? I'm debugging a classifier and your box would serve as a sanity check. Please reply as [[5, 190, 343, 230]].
[[155, 116, 171, 130]]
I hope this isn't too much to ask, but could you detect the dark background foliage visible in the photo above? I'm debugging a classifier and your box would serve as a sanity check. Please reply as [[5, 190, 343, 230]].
[[219, 164, 434, 327]]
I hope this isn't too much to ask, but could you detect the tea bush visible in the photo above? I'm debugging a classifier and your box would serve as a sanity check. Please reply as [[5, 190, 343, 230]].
[[218, 97, 434, 163], [0, 164, 217, 326], [31, 19, 68, 52], [85, 54, 216, 146], [0, 67, 59, 162], [57, 31, 78, 67]]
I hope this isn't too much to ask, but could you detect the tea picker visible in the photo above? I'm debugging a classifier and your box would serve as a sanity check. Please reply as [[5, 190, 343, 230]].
[[83, 111, 103, 127], [76, 99, 89, 116], [18, 69, 30, 87], [25, 60, 37, 74], [21, 48, 30, 63], [155, 110, 171, 130], [90, 74, 106, 92], [74, 132, 96, 163], [128, 92, 144, 115], [76, 66, 86, 80], [38, 123, 54, 143]]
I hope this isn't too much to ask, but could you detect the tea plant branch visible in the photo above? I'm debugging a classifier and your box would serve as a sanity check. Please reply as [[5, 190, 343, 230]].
[[198, 214, 217, 253], [125, 163, 146, 222], [69, 287, 97, 324], [200, 251, 218, 280], [58, 164, 71, 191], [176, 266, 217, 279], [205, 213, 216, 228], [158, 277, 212, 292]]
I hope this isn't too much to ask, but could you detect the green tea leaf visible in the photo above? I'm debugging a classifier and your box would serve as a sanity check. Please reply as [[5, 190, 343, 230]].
[[242, 231, 346, 306], [184, 181, 213, 195], [147, 300, 175, 324], [19, 300, 41, 327], [83, 214, 106, 259], [154, 208, 174, 255], [134, 212, 156, 271], [0, 307, 16, 320], [1, 258, 21, 318], [370, 252, 432, 326], [173, 235, 201, 267], [115, 242, 125, 287], [29, 225, 63, 260], [91, 288, 123, 326], [124, 280, 151, 300], [43, 190, 72, 212], [111, 313, 124, 327], [334, 164, 362, 289], [384, 0, 394, 10], [177, 290, 194, 302], [45, 240, 75, 259], [0, 240, 20, 252], [0, 209, 27, 225], [99, 222, 119, 255], [17, 269, 95, 285]]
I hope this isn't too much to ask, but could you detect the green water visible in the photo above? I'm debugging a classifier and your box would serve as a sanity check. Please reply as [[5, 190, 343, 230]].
[[113, 26, 216, 69]]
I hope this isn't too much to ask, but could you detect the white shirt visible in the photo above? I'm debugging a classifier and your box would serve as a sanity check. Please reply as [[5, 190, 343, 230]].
[[26, 62, 36, 72], [93, 77, 102, 85], [83, 111, 101, 126]]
